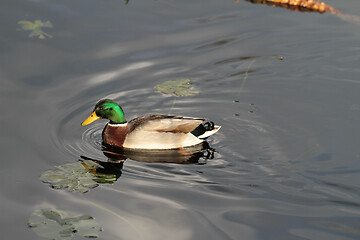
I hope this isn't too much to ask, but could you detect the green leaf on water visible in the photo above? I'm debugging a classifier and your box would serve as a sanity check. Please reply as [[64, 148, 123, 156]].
[[28, 209, 102, 240], [18, 20, 53, 39], [40, 161, 118, 194], [155, 79, 200, 97]]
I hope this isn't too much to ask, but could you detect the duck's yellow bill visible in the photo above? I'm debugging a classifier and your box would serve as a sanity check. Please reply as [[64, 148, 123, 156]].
[[81, 111, 100, 126]]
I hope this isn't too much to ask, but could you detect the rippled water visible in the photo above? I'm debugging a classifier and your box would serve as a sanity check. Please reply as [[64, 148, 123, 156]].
[[1, 0, 360, 239]]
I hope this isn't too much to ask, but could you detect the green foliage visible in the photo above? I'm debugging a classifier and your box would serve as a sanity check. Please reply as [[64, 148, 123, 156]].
[[155, 79, 199, 97], [18, 20, 53, 39], [40, 161, 117, 194], [28, 209, 102, 240]]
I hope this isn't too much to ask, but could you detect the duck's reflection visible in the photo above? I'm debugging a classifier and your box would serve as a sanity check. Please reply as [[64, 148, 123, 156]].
[[101, 141, 215, 164], [72, 142, 216, 192], [42, 143, 215, 193]]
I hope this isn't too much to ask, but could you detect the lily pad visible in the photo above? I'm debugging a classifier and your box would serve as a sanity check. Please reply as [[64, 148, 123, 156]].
[[18, 20, 53, 39], [155, 79, 199, 97], [40, 161, 118, 194], [28, 209, 102, 240]]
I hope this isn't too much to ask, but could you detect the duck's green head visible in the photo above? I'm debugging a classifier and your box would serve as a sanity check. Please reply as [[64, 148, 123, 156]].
[[81, 99, 126, 126]]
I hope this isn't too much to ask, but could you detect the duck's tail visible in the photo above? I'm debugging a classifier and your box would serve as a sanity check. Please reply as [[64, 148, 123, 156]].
[[191, 121, 221, 139]]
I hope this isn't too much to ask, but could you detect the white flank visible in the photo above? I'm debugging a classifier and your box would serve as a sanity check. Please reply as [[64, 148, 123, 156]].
[[123, 131, 203, 149], [198, 125, 221, 139]]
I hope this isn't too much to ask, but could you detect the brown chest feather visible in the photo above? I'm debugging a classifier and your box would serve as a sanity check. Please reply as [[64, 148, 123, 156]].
[[102, 124, 129, 147]]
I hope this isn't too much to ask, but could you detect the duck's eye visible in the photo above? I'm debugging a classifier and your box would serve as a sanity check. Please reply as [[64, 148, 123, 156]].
[[109, 108, 113, 111]]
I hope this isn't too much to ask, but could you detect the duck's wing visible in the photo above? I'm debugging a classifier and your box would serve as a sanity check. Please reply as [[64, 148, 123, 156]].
[[128, 115, 207, 134]]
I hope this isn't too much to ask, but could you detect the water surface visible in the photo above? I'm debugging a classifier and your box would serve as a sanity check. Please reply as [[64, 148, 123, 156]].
[[1, 0, 360, 239]]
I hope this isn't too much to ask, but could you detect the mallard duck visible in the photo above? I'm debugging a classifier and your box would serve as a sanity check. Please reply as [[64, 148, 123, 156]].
[[81, 99, 221, 149]]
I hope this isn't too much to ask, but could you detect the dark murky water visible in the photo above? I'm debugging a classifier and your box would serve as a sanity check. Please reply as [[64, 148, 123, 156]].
[[1, 0, 360, 239]]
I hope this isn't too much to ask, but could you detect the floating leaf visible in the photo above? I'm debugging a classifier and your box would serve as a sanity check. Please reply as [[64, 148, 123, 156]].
[[18, 20, 53, 39], [40, 161, 118, 194], [28, 209, 102, 240], [155, 79, 199, 97]]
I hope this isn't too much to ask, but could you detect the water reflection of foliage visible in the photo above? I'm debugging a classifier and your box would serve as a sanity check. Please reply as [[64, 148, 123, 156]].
[[28, 208, 102, 240], [18, 20, 53, 39], [242, 0, 340, 14]]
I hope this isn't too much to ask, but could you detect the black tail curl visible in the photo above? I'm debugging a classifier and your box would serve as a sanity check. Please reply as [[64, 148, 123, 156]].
[[191, 121, 215, 137], [203, 121, 215, 130]]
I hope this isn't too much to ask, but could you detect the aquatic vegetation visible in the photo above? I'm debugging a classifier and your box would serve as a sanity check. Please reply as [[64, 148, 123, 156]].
[[155, 78, 199, 97], [242, 0, 340, 14], [18, 20, 53, 39], [28, 208, 102, 240], [40, 161, 119, 194], [155, 79, 200, 114]]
